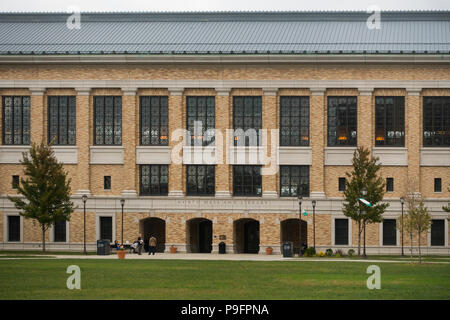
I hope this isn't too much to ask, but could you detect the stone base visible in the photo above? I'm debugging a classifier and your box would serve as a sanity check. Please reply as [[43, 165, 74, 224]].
[[262, 191, 278, 198], [121, 190, 138, 197], [168, 190, 184, 197], [310, 191, 326, 199], [74, 190, 91, 197], [215, 191, 232, 198]]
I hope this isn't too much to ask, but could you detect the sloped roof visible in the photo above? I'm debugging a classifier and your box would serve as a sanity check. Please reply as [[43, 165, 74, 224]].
[[0, 11, 449, 55]]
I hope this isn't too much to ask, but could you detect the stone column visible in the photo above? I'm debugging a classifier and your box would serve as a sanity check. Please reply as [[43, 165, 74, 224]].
[[262, 88, 278, 198], [74, 88, 91, 196], [310, 88, 326, 199], [29, 88, 45, 144], [121, 87, 138, 197], [358, 88, 374, 149], [168, 88, 184, 197], [215, 88, 231, 197], [406, 88, 422, 193]]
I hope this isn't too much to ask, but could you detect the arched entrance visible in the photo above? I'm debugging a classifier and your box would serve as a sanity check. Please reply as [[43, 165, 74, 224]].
[[186, 218, 213, 253], [140, 218, 166, 253], [234, 218, 260, 254], [280, 219, 307, 255]]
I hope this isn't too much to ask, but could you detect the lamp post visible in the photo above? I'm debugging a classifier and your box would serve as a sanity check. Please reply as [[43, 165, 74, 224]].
[[312, 200, 316, 250], [82, 194, 87, 255], [362, 187, 367, 259], [298, 194, 303, 256], [400, 196, 405, 256], [120, 198, 125, 246]]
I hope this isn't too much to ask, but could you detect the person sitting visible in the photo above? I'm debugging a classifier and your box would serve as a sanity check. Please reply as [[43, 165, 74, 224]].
[[114, 240, 120, 250]]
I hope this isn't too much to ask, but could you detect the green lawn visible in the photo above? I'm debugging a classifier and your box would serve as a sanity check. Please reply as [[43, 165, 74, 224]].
[[0, 259, 449, 299]]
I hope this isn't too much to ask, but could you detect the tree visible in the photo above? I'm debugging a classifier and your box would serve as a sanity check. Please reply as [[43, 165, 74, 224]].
[[443, 186, 450, 213], [409, 199, 432, 264], [397, 191, 420, 259], [8, 141, 76, 251], [343, 146, 389, 257]]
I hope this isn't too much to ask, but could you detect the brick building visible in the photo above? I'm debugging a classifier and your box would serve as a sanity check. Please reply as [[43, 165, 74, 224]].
[[0, 11, 449, 254]]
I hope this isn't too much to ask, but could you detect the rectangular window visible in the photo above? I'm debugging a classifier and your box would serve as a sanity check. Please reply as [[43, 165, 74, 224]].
[[423, 97, 450, 147], [99, 217, 112, 242], [383, 219, 397, 246], [140, 165, 169, 196], [338, 177, 346, 192], [335, 219, 349, 245], [434, 178, 442, 192], [280, 96, 309, 146], [140, 96, 168, 146], [104, 176, 111, 190], [48, 96, 76, 145], [327, 96, 357, 146], [431, 220, 445, 246], [94, 96, 122, 145], [375, 96, 405, 146], [280, 166, 309, 197], [2, 96, 30, 145], [8, 216, 20, 242], [233, 165, 262, 196], [233, 96, 262, 146], [54, 220, 66, 242], [12, 175, 19, 189], [186, 96, 215, 146], [186, 165, 215, 196], [386, 178, 394, 192]]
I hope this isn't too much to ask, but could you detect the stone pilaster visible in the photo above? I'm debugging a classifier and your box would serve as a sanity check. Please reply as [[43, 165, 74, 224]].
[[168, 88, 184, 197], [406, 88, 422, 193], [262, 88, 278, 198], [358, 88, 374, 149], [310, 88, 326, 199], [215, 88, 232, 197], [74, 88, 91, 196]]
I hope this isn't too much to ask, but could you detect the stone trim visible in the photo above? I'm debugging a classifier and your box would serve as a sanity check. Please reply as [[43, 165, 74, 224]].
[[324, 147, 357, 166], [372, 147, 408, 166], [52, 146, 78, 164], [0, 145, 30, 164], [95, 212, 116, 244], [215, 88, 231, 96], [358, 88, 374, 96], [420, 148, 450, 166], [29, 88, 45, 96], [331, 216, 353, 247], [277, 147, 312, 165], [49, 220, 70, 244], [89, 146, 124, 164], [75, 88, 91, 95], [136, 146, 171, 164]]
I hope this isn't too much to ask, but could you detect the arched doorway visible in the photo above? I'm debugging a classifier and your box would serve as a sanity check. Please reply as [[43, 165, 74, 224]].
[[140, 218, 166, 253], [280, 219, 307, 255], [186, 218, 213, 253], [234, 218, 260, 254]]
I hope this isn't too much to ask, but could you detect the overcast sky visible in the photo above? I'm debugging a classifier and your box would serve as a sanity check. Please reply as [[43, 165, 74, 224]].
[[1, 0, 449, 12]]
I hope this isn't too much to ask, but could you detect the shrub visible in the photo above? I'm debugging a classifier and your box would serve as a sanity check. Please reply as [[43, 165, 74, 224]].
[[317, 251, 325, 257], [325, 248, 333, 256], [304, 247, 316, 257], [348, 249, 355, 257], [335, 253, 341, 258], [334, 249, 345, 257]]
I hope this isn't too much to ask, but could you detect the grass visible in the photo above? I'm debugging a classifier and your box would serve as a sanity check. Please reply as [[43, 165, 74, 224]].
[[0, 250, 98, 256], [0, 259, 449, 299]]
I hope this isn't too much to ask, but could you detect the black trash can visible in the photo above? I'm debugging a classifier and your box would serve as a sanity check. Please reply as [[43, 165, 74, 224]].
[[218, 242, 226, 254], [282, 241, 293, 258], [97, 239, 111, 255]]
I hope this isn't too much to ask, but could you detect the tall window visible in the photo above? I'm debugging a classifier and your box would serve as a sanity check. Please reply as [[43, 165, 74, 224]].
[[280, 166, 309, 197], [186, 165, 215, 196], [94, 96, 122, 145], [335, 219, 349, 245], [280, 96, 309, 146], [2, 96, 30, 145], [375, 96, 405, 146], [8, 216, 20, 242], [423, 97, 450, 146], [383, 219, 397, 245], [233, 96, 262, 146], [99, 217, 112, 242], [434, 178, 442, 193], [48, 96, 76, 145], [140, 96, 168, 146], [327, 96, 357, 146], [233, 165, 262, 196], [431, 220, 445, 246], [386, 178, 394, 192], [140, 165, 169, 196], [186, 96, 215, 146], [338, 177, 346, 192], [54, 220, 66, 242]]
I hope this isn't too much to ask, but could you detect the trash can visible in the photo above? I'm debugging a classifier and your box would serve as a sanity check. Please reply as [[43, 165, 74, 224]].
[[218, 242, 226, 254], [97, 239, 111, 255], [282, 241, 293, 258]]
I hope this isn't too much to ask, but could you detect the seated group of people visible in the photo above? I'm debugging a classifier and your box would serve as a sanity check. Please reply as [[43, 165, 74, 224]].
[[113, 234, 157, 255]]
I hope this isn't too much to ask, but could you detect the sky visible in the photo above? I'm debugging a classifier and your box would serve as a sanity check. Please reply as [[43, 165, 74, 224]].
[[0, 0, 449, 12]]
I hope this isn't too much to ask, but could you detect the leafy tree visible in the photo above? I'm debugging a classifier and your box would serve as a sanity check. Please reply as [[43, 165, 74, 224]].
[[343, 146, 389, 257], [8, 141, 76, 251], [397, 191, 420, 259], [443, 186, 450, 213], [409, 199, 432, 264]]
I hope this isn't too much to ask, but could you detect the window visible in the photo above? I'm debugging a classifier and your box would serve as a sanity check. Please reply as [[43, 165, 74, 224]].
[[434, 178, 442, 192], [383, 219, 397, 246], [8, 216, 20, 242], [423, 97, 450, 147], [99, 217, 112, 242], [12, 175, 19, 189], [233, 96, 262, 146], [386, 178, 394, 192], [335, 219, 348, 245], [48, 96, 76, 145], [186, 165, 215, 196], [54, 220, 66, 242], [280, 166, 309, 197], [2, 96, 30, 145], [280, 96, 309, 146], [233, 165, 262, 196], [94, 96, 122, 145], [186, 96, 215, 146], [431, 220, 445, 246], [140, 96, 168, 146], [140, 165, 169, 196], [104, 176, 111, 190], [327, 96, 357, 146], [375, 96, 405, 146], [338, 177, 346, 192]]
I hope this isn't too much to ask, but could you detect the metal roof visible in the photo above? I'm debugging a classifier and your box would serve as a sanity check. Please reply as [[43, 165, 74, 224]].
[[0, 11, 449, 55]]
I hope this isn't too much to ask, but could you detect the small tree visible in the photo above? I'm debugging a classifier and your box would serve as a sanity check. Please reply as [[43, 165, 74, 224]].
[[343, 146, 389, 257], [397, 212, 416, 259], [8, 141, 76, 251], [409, 200, 432, 264]]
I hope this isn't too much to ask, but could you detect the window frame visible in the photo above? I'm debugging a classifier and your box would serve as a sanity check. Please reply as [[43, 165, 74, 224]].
[[53, 220, 67, 243], [338, 177, 346, 192], [434, 178, 442, 193], [12, 175, 19, 189], [186, 96, 215, 146], [430, 219, 445, 246], [327, 96, 358, 146], [233, 165, 262, 197], [104, 176, 111, 190], [99, 216, 113, 242], [279, 165, 310, 197], [186, 165, 215, 196], [7, 215, 21, 242], [2, 96, 31, 145], [375, 96, 405, 147], [334, 218, 349, 245], [423, 96, 450, 147], [233, 96, 262, 147], [279, 96, 310, 146], [382, 219, 397, 246], [386, 177, 394, 193], [139, 165, 169, 196], [47, 96, 76, 145], [140, 96, 169, 146], [93, 96, 122, 146]]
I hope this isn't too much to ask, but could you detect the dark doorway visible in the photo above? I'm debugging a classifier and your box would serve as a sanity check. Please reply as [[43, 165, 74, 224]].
[[187, 218, 212, 253], [234, 218, 260, 254], [280, 219, 307, 255], [141, 218, 166, 253]]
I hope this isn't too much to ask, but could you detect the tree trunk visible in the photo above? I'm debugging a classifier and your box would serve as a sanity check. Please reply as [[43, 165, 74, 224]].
[[363, 219, 366, 258], [410, 232, 413, 259], [42, 225, 46, 252], [357, 219, 361, 256], [418, 230, 421, 264]]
